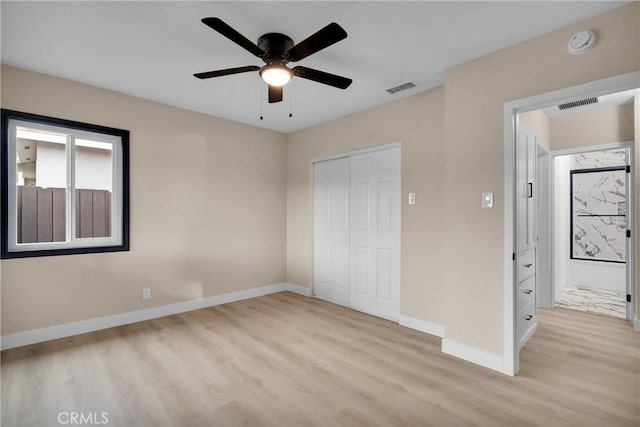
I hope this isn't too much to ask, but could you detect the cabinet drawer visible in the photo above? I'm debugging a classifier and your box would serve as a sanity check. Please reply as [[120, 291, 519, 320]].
[[517, 301, 537, 348], [517, 274, 535, 310], [518, 249, 536, 281]]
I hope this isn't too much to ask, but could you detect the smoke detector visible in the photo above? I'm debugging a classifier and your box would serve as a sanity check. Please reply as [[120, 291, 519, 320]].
[[568, 30, 597, 55]]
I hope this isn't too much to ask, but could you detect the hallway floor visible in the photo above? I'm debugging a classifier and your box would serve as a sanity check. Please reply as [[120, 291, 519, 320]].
[[555, 286, 626, 319]]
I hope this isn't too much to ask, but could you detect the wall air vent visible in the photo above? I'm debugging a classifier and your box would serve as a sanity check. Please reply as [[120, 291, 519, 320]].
[[557, 97, 599, 110], [386, 81, 417, 95]]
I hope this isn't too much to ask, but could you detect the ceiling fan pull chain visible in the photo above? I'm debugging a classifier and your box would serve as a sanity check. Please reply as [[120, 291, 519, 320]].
[[260, 88, 264, 120], [289, 85, 293, 118]]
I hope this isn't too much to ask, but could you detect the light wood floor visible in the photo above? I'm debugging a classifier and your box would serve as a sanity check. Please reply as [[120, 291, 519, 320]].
[[2, 292, 639, 426]]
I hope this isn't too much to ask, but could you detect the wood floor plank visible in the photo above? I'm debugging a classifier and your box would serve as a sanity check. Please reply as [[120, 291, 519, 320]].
[[2, 293, 638, 426]]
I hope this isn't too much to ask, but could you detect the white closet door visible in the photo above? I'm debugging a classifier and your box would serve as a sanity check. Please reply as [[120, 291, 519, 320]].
[[313, 157, 350, 306], [349, 147, 401, 320], [516, 126, 537, 253]]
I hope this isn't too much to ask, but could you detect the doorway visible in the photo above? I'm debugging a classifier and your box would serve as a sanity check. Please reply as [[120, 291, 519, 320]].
[[552, 146, 631, 319], [312, 144, 401, 321], [503, 71, 639, 376]]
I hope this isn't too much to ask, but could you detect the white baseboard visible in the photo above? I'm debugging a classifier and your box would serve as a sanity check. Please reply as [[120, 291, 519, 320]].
[[442, 338, 507, 375], [398, 315, 444, 338], [284, 282, 312, 297], [1, 282, 294, 350]]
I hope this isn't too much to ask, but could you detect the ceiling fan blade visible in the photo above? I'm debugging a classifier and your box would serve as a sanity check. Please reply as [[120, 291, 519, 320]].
[[286, 23, 347, 62], [202, 17, 264, 57], [194, 65, 260, 79], [292, 66, 352, 89], [268, 85, 283, 103]]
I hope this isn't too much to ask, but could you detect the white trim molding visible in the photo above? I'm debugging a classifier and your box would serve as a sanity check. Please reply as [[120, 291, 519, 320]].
[[442, 338, 506, 375], [634, 316, 640, 333], [398, 315, 444, 338], [311, 141, 401, 164], [1, 282, 310, 350], [284, 282, 313, 297]]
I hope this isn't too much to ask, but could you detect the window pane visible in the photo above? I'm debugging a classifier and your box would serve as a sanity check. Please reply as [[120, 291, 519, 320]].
[[74, 139, 113, 238], [16, 128, 67, 243], [571, 168, 626, 263], [573, 215, 626, 262]]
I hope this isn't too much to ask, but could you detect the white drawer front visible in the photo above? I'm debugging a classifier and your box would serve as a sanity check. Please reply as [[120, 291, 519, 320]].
[[518, 249, 536, 281], [517, 301, 537, 348], [517, 274, 535, 310]]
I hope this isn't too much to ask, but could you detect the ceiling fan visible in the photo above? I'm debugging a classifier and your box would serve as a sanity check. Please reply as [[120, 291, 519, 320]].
[[194, 18, 353, 103]]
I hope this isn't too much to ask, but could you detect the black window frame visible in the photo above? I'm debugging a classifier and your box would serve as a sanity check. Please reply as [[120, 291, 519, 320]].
[[569, 166, 626, 264], [1, 109, 129, 259]]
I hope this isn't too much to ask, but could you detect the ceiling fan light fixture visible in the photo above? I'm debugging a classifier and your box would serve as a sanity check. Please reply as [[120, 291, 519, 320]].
[[260, 64, 292, 87]]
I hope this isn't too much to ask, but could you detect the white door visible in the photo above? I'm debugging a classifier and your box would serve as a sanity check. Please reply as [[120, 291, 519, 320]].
[[349, 147, 401, 320], [313, 157, 350, 306], [517, 126, 537, 254]]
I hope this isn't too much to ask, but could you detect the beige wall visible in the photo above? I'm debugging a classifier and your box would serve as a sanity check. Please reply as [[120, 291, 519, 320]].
[[443, 3, 639, 354], [287, 87, 445, 324], [519, 109, 550, 151], [1, 65, 287, 335], [550, 104, 634, 150]]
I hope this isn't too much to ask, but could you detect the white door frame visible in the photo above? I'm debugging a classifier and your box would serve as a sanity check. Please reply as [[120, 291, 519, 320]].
[[503, 71, 639, 376], [548, 142, 632, 310], [536, 143, 552, 310], [311, 142, 402, 163], [311, 141, 402, 320]]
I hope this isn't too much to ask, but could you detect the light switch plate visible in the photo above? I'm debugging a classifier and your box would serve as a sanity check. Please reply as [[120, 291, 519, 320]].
[[482, 192, 494, 208], [408, 193, 416, 205]]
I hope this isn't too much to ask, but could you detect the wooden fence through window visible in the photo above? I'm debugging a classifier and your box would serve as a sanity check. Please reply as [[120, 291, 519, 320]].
[[17, 186, 111, 243]]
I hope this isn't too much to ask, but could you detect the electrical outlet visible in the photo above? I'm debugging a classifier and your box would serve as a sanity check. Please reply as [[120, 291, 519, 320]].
[[142, 288, 151, 300]]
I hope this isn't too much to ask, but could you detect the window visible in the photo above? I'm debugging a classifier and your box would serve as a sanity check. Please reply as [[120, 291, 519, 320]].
[[570, 166, 626, 263], [1, 109, 129, 258]]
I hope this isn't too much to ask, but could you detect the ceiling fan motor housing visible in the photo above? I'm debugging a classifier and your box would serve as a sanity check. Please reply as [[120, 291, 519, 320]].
[[258, 33, 294, 62]]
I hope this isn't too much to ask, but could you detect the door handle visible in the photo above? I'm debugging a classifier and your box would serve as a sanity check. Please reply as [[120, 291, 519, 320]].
[[523, 263, 532, 268], [524, 315, 533, 321], [523, 289, 532, 294], [527, 182, 533, 198]]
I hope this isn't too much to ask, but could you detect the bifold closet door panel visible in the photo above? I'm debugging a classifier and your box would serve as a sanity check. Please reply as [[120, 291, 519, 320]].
[[349, 147, 401, 320], [313, 157, 350, 306]]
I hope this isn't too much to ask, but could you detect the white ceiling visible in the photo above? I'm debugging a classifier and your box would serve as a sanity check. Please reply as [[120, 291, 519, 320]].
[[0, 1, 629, 133]]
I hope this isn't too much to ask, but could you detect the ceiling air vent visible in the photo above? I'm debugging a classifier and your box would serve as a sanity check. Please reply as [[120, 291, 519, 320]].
[[557, 97, 598, 111], [386, 81, 417, 95]]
